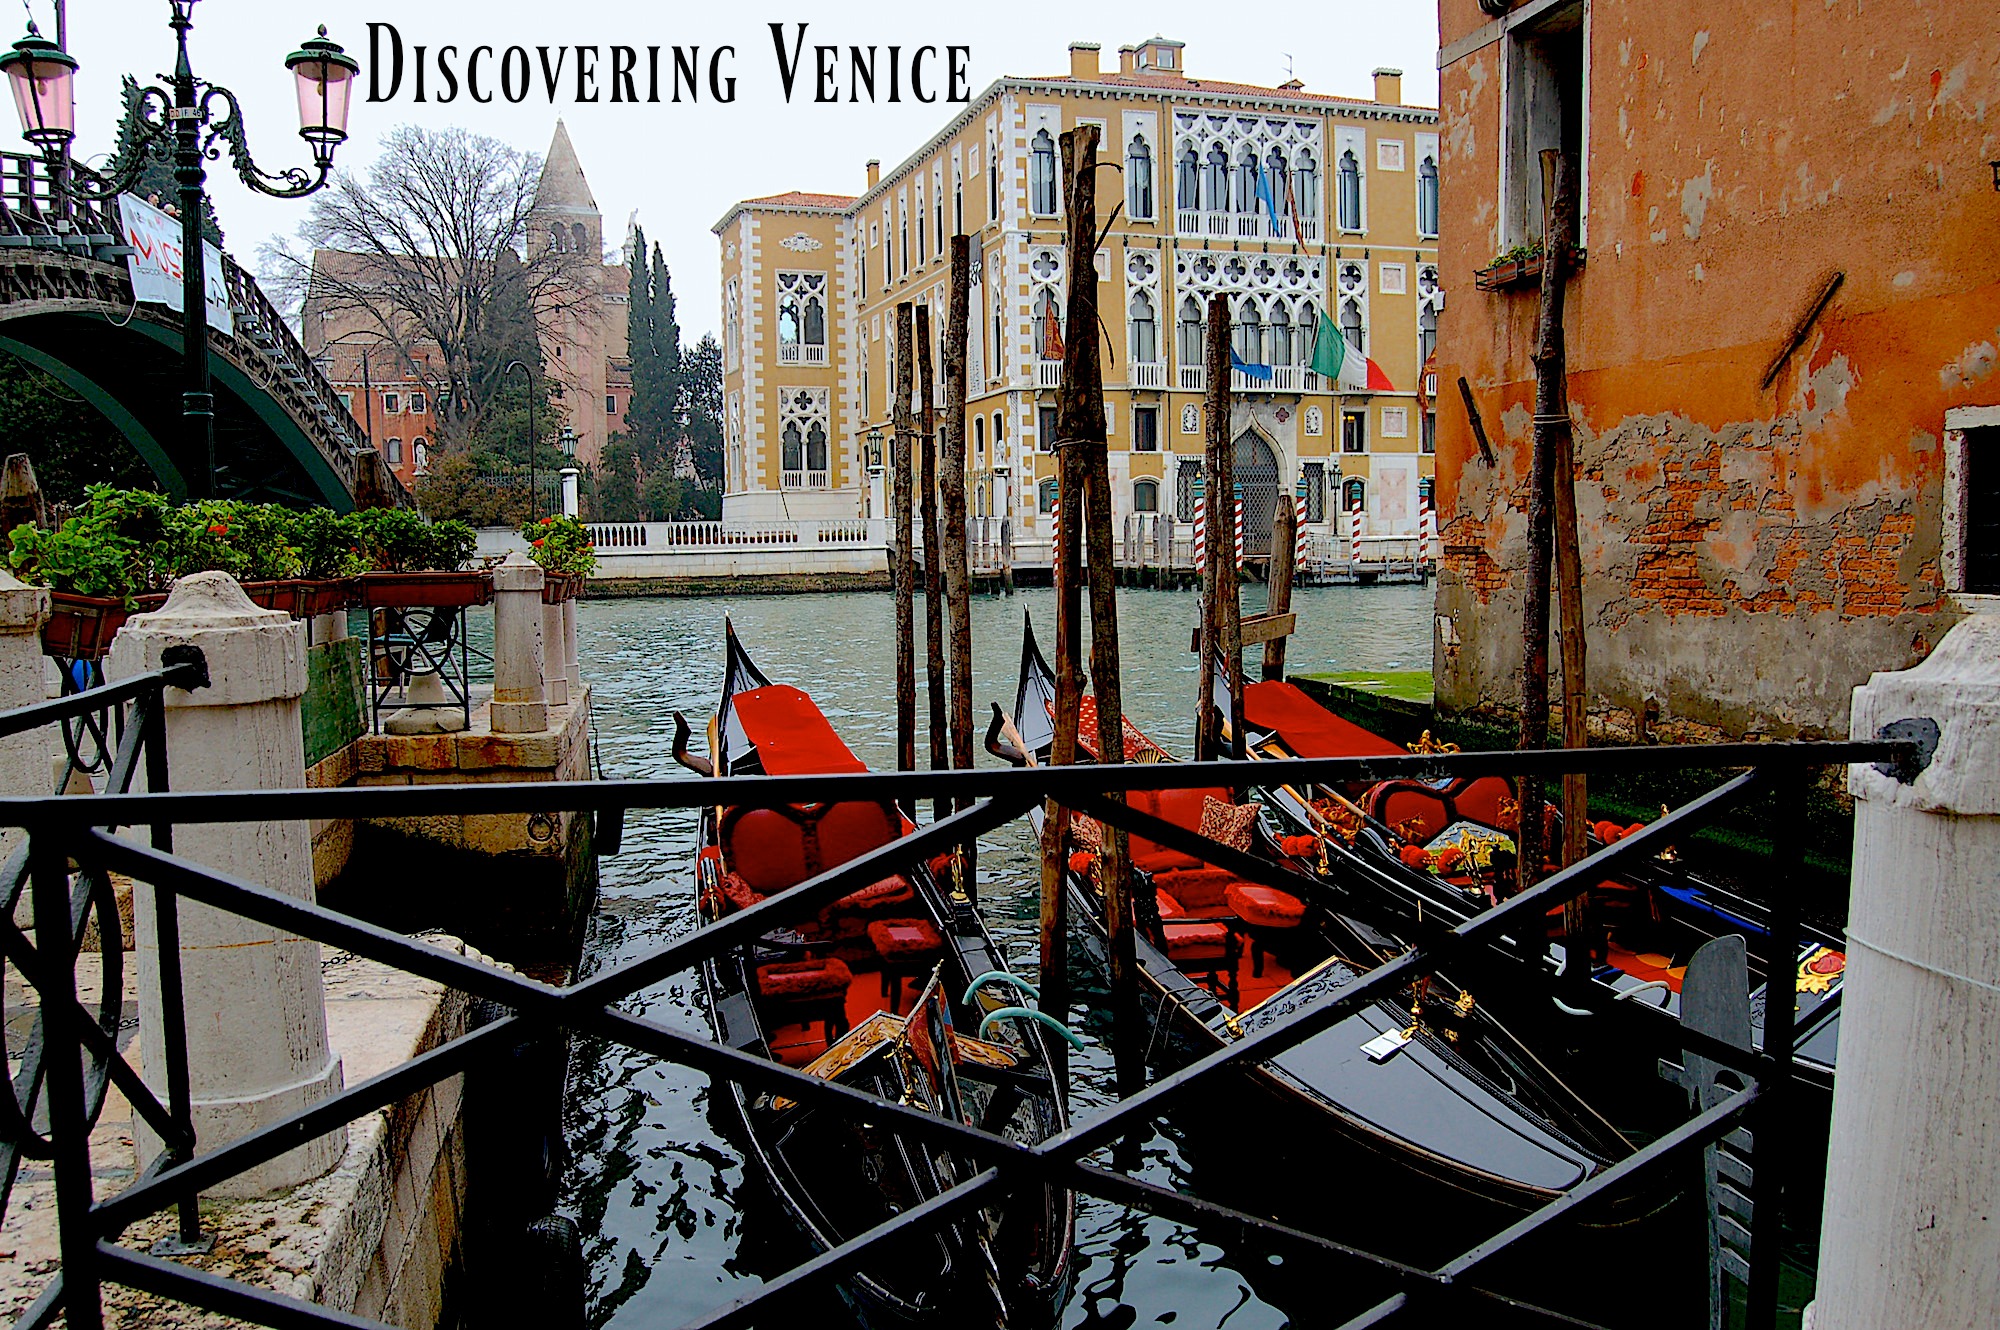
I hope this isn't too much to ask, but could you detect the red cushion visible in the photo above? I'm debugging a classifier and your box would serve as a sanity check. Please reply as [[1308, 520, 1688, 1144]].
[[826, 874, 915, 918], [867, 917, 944, 960], [1451, 776, 1517, 832], [733, 685, 869, 776], [1241, 681, 1407, 759], [724, 801, 901, 893], [1372, 784, 1451, 846], [1128, 786, 1232, 871], [1152, 868, 1237, 912], [1227, 883, 1307, 929], [1154, 891, 1187, 920], [1162, 921, 1232, 964], [756, 957, 853, 1002]]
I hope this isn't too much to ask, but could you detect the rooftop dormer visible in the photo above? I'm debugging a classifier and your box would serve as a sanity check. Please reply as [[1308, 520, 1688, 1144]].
[[1131, 36, 1186, 77]]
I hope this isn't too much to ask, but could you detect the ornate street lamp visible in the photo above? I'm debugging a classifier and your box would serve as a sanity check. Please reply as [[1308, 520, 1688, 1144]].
[[0, 6, 357, 499]]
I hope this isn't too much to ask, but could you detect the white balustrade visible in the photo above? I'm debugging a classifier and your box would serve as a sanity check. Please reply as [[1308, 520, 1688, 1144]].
[[1131, 362, 1166, 389], [802, 344, 828, 366], [1037, 360, 1063, 389], [1178, 365, 1206, 391]]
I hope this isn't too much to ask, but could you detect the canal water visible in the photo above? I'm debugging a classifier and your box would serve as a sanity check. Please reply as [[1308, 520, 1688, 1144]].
[[559, 584, 1440, 1328]]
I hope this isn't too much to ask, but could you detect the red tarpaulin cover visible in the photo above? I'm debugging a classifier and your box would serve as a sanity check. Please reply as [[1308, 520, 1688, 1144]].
[[1242, 681, 1406, 760], [733, 685, 869, 776]]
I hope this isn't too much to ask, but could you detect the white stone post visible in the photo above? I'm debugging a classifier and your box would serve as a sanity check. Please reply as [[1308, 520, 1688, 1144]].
[[541, 593, 570, 708], [559, 467, 580, 519], [0, 570, 49, 799], [563, 598, 581, 699], [106, 573, 344, 1195], [1815, 613, 2000, 1328], [490, 551, 547, 734]]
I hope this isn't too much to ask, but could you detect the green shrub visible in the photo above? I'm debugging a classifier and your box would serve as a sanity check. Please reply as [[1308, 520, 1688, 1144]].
[[5, 484, 167, 603], [353, 508, 479, 572], [290, 508, 367, 579], [521, 514, 596, 575], [156, 500, 304, 583]]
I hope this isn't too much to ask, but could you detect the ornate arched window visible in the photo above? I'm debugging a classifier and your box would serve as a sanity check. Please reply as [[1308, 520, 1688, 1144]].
[[1129, 290, 1158, 365], [777, 298, 800, 347], [1343, 476, 1366, 514], [1038, 477, 1059, 513], [1237, 148, 1260, 219], [1127, 135, 1154, 220], [973, 414, 985, 462], [1337, 149, 1362, 230], [1295, 149, 1320, 219], [803, 294, 825, 348], [1234, 300, 1263, 366], [1204, 145, 1231, 213], [1417, 155, 1440, 238], [1270, 304, 1293, 366], [1341, 298, 1364, 352], [572, 223, 589, 254], [1029, 130, 1058, 216], [806, 421, 828, 473], [1178, 144, 1200, 211], [953, 162, 964, 235], [1419, 302, 1437, 365], [782, 422, 804, 472], [1177, 296, 1204, 369], [1133, 478, 1160, 513], [916, 184, 927, 264]]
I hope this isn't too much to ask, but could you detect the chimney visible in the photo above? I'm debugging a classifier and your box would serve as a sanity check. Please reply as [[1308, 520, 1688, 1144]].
[[1372, 67, 1403, 105], [866, 158, 881, 190], [1279, 77, 1304, 92], [1068, 42, 1101, 79], [1118, 45, 1137, 75]]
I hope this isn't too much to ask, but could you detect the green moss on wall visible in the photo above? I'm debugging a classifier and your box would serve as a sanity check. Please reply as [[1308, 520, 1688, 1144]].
[[303, 636, 365, 768]]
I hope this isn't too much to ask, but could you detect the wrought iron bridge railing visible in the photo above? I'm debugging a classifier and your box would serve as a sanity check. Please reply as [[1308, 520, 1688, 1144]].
[[0, 663, 1914, 1329]]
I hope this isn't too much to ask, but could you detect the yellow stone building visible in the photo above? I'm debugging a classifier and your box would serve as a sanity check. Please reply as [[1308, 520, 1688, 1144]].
[[714, 37, 1441, 553]]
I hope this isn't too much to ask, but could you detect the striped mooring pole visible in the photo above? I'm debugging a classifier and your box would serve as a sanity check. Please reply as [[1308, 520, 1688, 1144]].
[[1192, 473, 1207, 575], [1295, 476, 1311, 571], [1232, 483, 1246, 571], [1350, 495, 1364, 567]]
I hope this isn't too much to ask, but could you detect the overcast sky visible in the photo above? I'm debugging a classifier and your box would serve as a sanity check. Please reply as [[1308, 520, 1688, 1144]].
[[47, 1, 1440, 340]]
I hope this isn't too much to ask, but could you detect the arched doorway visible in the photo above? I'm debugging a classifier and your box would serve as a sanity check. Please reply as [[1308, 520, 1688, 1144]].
[[1233, 429, 1280, 558]]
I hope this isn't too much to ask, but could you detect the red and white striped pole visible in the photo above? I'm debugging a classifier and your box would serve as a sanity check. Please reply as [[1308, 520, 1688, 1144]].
[[1232, 483, 1246, 571], [1295, 476, 1310, 571], [1350, 494, 1364, 567], [1192, 474, 1207, 575], [1050, 495, 1060, 568], [1420, 493, 1438, 563]]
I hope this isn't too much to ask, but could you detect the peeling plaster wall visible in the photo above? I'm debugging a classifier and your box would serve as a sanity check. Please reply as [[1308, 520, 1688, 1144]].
[[1432, 0, 1998, 738]]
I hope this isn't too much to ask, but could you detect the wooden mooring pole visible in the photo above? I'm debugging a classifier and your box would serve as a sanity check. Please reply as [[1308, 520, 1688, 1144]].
[[892, 303, 917, 816], [1198, 294, 1245, 762], [1262, 475, 1299, 682], [942, 235, 976, 899], [916, 305, 949, 826]]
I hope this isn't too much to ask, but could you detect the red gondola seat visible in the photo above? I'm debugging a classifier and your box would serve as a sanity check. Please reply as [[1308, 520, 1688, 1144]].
[[1127, 786, 1234, 873], [1225, 884, 1306, 929], [867, 917, 945, 1004], [756, 957, 854, 1045], [721, 799, 902, 895]]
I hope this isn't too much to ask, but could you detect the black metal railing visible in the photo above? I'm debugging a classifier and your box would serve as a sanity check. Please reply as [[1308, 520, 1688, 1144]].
[[0, 690, 1914, 1329]]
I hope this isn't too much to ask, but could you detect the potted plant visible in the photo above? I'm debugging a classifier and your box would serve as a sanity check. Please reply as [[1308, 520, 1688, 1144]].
[[1474, 238, 1587, 292], [522, 514, 596, 603], [7, 485, 168, 660], [353, 508, 491, 608], [241, 507, 366, 618]]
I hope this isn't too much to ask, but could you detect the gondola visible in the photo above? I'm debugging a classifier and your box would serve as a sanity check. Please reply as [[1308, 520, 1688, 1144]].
[[685, 620, 1076, 1327], [991, 614, 1642, 1247], [1233, 676, 1846, 1098]]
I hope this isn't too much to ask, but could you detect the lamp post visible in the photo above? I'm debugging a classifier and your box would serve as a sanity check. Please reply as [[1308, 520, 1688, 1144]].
[[0, 6, 357, 500], [561, 425, 576, 457], [313, 330, 379, 453], [506, 359, 537, 524]]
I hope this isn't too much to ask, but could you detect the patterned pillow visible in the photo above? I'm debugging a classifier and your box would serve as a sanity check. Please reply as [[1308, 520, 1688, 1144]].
[[1069, 814, 1102, 851], [1198, 796, 1261, 853]]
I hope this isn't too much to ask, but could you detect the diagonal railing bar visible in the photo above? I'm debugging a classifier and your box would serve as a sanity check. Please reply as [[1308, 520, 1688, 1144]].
[[0, 739, 1909, 830], [1045, 769, 1768, 1161], [679, 1170, 1007, 1330], [91, 1018, 531, 1237], [0, 663, 202, 744], [569, 794, 1034, 1005], [9, 1269, 62, 1330], [1440, 1084, 1763, 1280], [93, 1241, 394, 1330]]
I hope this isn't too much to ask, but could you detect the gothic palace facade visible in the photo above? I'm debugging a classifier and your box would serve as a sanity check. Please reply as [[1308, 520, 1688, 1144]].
[[714, 37, 1441, 557]]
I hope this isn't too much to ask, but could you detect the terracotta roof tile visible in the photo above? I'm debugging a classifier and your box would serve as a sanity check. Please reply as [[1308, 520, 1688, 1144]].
[[741, 191, 857, 210], [1034, 71, 1428, 110]]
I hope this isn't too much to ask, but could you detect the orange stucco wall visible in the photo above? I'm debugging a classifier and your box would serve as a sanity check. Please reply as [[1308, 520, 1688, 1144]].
[[1433, 0, 2000, 738]]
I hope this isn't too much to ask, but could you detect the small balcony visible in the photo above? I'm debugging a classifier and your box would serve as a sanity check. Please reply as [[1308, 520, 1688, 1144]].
[[778, 343, 829, 366], [1178, 365, 1206, 392], [1131, 362, 1166, 390], [1037, 360, 1063, 389], [781, 469, 832, 490]]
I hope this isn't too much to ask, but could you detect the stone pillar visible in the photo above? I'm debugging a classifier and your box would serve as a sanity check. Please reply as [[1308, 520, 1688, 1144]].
[[542, 595, 570, 708], [1815, 612, 2000, 1328], [0, 571, 49, 855], [563, 599, 581, 700], [106, 573, 344, 1195], [559, 468, 580, 519], [490, 552, 547, 734]]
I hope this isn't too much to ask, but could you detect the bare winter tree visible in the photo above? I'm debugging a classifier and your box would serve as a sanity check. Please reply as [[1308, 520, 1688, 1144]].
[[264, 124, 599, 449]]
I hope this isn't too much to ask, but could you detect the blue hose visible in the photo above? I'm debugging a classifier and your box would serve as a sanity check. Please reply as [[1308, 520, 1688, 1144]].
[[962, 970, 1041, 1007], [979, 1006, 1085, 1050]]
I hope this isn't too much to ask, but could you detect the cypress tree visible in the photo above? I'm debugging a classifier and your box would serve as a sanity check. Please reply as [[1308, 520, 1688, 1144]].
[[105, 76, 223, 245]]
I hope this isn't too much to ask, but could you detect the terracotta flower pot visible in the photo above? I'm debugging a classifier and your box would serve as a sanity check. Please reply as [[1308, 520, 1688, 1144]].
[[41, 590, 168, 661], [239, 578, 360, 619], [540, 571, 583, 604], [358, 570, 495, 610]]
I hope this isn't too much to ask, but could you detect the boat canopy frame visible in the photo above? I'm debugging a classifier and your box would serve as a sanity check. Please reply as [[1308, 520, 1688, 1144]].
[[0, 658, 1920, 1330]]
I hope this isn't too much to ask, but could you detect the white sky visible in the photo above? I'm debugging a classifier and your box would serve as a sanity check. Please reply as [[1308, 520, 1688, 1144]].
[[49, 0, 1440, 339]]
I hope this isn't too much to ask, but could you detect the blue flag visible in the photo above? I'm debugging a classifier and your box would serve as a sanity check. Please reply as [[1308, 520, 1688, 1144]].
[[1257, 159, 1284, 233], [1230, 349, 1273, 382]]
